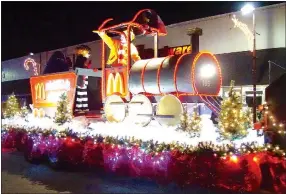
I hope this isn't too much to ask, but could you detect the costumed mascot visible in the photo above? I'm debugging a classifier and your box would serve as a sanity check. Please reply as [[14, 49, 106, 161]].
[[93, 9, 167, 66], [73, 45, 92, 114], [93, 28, 141, 66]]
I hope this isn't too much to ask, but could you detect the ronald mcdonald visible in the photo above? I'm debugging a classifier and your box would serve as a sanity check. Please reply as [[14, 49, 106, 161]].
[[93, 29, 141, 66]]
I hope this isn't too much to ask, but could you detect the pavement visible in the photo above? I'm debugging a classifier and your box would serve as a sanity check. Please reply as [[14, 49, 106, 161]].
[[1, 149, 274, 194]]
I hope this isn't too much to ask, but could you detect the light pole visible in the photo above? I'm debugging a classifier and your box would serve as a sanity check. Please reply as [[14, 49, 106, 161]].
[[241, 3, 256, 123]]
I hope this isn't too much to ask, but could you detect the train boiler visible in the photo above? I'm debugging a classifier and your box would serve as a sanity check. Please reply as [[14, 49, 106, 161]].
[[95, 9, 222, 127]]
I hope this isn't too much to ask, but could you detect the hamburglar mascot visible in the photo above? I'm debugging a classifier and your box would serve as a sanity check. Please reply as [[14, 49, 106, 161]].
[[73, 45, 92, 114]]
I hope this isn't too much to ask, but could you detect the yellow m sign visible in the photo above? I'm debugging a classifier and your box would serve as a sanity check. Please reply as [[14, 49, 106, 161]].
[[35, 83, 46, 100], [106, 73, 125, 96]]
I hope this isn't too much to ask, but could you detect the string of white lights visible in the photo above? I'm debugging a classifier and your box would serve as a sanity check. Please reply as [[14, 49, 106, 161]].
[[2, 114, 265, 148], [231, 15, 254, 51]]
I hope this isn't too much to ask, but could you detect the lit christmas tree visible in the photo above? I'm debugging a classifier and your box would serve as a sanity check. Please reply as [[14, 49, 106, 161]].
[[179, 104, 190, 131], [178, 104, 202, 137], [245, 107, 253, 129], [3, 93, 20, 118], [218, 80, 251, 141], [188, 106, 202, 137], [20, 106, 29, 118], [54, 93, 72, 125]]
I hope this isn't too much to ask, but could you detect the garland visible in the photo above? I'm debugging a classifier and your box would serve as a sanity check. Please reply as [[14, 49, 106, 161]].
[[2, 124, 285, 159], [2, 126, 286, 193]]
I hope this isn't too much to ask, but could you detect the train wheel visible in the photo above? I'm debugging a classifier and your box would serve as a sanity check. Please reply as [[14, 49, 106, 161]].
[[104, 95, 126, 123], [156, 94, 183, 127], [126, 94, 153, 127]]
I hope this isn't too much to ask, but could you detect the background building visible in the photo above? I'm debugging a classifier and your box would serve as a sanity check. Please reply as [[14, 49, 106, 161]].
[[2, 3, 285, 107]]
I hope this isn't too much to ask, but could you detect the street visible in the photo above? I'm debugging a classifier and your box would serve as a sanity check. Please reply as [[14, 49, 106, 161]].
[[1, 149, 216, 194], [2, 149, 274, 194]]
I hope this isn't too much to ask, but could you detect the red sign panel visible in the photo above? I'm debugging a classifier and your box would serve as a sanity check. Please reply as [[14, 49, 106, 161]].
[[30, 72, 77, 108]]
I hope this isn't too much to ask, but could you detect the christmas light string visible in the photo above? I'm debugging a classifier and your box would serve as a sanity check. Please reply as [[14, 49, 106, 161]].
[[260, 103, 286, 134], [231, 15, 254, 51], [2, 122, 285, 160], [2, 116, 286, 193], [23, 58, 39, 76], [217, 81, 253, 141]]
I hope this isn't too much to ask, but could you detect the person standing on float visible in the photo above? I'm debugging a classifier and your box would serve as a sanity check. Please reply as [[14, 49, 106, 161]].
[[43, 51, 69, 74], [73, 45, 91, 114]]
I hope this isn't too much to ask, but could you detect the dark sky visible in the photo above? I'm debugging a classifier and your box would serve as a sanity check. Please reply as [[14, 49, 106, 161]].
[[1, 1, 282, 60]]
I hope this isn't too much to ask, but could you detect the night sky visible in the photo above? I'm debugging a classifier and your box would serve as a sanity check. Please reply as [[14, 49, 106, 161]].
[[1, 1, 282, 61]]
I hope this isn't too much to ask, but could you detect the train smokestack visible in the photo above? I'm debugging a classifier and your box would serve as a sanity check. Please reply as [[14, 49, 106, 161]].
[[187, 28, 203, 54]]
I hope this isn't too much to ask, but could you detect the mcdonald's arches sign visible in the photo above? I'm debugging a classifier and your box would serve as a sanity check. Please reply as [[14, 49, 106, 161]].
[[104, 67, 128, 100], [30, 72, 77, 110]]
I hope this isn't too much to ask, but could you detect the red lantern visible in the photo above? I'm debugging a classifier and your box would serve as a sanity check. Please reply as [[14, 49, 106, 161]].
[[258, 105, 264, 111]]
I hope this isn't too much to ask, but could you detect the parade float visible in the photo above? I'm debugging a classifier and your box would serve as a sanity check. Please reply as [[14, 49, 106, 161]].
[[2, 9, 286, 193]]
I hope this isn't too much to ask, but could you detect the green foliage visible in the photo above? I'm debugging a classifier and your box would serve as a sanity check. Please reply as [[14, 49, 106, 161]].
[[54, 93, 72, 125], [218, 80, 252, 141], [3, 93, 20, 118], [179, 104, 190, 131], [178, 104, 202, 137], [20, 106, 29, 118]]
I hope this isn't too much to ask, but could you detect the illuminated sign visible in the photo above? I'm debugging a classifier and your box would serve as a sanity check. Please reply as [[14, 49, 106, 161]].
[[35, 83, 46, 100], [45, 79, 71, 91], [30, 72, 77, 108], [104, 67, 128, 99], [106, 73, 125, 96], [168, 45, 191, 55]]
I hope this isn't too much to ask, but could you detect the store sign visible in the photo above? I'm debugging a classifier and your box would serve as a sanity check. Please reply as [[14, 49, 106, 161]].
[[35, 83, 46, 100], [104, 67, 128, 99], [106, 73, 125, 96], [30, 72, 77, 108], [168, 45, 191, 55]]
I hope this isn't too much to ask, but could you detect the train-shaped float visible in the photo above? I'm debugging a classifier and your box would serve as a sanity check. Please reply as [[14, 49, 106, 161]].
[[30, 9, 223, 127]]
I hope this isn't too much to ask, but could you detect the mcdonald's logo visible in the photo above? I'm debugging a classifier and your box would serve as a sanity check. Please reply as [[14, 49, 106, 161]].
[[33, 108, 45, 118], [106, 72, 125, 96], [35, 83, 46, 100]]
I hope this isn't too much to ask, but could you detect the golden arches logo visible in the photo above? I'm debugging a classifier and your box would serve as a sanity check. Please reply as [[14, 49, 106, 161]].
[[106, 73, 125, 96], [33, 108, 45, 118], [35, 83, 46, 100]]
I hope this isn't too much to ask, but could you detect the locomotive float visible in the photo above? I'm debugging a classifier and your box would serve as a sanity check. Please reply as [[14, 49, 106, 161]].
[[29, 9, 222, 127], [95, 9, 222, 127]]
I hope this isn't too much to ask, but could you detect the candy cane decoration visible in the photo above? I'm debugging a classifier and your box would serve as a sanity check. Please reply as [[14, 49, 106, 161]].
[[24, 58, 39, 76]]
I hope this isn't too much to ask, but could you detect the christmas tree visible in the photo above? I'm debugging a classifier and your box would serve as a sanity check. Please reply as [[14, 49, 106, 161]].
[[178, 104, 202, 137], [188, 106, 202, 137], [54, 93, 72, 125], [3, 93, 20, 118], [179, 104, 190, 131], [20, 106, 29, 118], [218, 80, 251, 141]]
